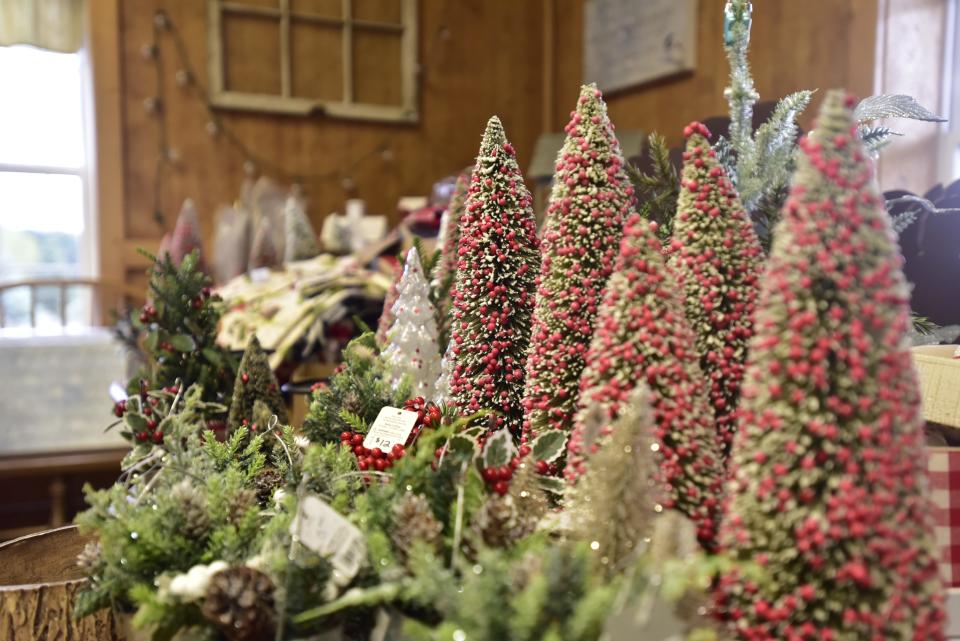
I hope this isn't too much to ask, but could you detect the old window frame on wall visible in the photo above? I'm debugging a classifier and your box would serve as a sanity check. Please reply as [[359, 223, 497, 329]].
[[206, 0, 419, 123]]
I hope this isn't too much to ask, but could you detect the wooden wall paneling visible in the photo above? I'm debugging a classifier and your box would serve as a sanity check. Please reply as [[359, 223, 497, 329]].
[[86, 0, 126, 312], [552, 0, 879, 147], [117, 0, 545, 272]]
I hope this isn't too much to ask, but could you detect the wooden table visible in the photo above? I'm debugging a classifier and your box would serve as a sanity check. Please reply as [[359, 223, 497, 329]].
[[0, 448, 126, 541]]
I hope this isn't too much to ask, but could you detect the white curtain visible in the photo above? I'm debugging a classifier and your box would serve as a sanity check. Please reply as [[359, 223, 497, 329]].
[[0, 0, 83, 53]]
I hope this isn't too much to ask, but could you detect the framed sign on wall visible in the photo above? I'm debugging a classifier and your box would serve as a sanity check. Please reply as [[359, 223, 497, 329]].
[[207, 0, 418, 122], [583, 0, 697, 93]]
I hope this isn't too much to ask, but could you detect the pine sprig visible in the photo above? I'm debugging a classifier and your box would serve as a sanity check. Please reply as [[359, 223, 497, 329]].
[[629, 132, 679, 243]]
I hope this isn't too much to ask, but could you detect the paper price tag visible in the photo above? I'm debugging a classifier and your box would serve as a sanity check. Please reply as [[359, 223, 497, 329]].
[[291, 494, 366, 583], [363, 406, 419, 451]]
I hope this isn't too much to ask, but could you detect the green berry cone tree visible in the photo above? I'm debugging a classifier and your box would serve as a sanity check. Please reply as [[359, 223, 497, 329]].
[[433, 167, 472, 350], [132, 249, 236, 405], [522, 84, 632, 434], [283, 196, 320, 262], [227, 336, 288, 430], [450, 116, 540, 434], [715, 90, 945, 640], [669, 122, 764, 456], [567, 213, 725, 549]]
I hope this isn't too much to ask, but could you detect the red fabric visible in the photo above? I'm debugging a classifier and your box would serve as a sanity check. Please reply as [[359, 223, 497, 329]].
[[929, 447, 960, 586]]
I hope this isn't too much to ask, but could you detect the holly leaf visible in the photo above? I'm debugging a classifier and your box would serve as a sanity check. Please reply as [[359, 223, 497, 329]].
[[446, 434, 477, 460], [144, 330, 159, 353], [481, 428, 516, 470], [854, 94, 945, 123], [537, 475, 566, 496], [531, 430, 568, 464], [124, 413, 148, 433], [202, 347, 223, 366], [169, 334, 196, 352]]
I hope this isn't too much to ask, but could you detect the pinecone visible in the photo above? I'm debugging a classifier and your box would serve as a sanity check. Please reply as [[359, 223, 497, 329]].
[[171, 480, 211, 538], [390, 493, 443, 563], [201, 567, 275, 641], [471, 494, 536, 548], [253, 467, 283, 506], [76, 540, 102, 573], [228, 488, 258, 526]]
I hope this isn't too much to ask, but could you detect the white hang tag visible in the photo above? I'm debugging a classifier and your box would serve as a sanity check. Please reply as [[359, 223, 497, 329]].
[[363, 406, 419, 451], [291, 494, 366, 583]]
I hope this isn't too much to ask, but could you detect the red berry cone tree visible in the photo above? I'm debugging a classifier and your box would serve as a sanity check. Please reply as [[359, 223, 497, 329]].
[[522, 84, 632, 434], [450, 116, 540, 435], [716, 90, 945, 640], [227, 336, 288, 430], [434, 167, 472, 289], [670, 122, 764, 456], [568, 213, 725, 548]]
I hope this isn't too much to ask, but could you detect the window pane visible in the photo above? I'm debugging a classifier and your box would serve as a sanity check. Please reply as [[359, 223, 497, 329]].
[[0, 172, 84, 281], [0, 46, 85, 168]]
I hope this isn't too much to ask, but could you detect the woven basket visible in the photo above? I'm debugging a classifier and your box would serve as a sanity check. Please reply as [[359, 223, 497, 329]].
[[914, 345, 960, 428]]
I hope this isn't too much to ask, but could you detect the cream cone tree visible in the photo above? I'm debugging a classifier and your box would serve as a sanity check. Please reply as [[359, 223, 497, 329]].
[[449, 116, 540, 434], [716, 90, 945, 640], [568, 213, 725, 549], [670, 121, 764, 456], [522, 84, 632, 435]]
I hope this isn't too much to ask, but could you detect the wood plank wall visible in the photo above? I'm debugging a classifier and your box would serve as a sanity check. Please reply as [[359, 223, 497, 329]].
[[552, 0, 879, 149], [98, 0, 895, 287], [110, 0, 545, 285]]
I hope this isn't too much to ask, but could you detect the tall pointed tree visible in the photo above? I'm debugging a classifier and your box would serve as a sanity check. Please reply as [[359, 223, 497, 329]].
[[522, 84, 632, 434], [716, 90, 945, 640], [450, 116, 540, 435], [670, 121, 764, 456], [227, 336, 288, 430], [382, 247, 442, 400], [568, 213, 724, 549]]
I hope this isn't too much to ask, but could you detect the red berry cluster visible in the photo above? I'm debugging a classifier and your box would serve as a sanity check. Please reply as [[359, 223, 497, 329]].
[[138, 304, 157, 324], [340, 431, 407, 471], [338, 397, 442, 472]]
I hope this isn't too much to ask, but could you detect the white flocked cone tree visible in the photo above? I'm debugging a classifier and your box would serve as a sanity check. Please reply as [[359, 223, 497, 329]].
[[383, 247, 442, 400]]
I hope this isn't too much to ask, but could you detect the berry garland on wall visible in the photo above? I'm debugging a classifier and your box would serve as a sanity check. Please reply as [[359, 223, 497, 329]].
[[449, 116, 541, 436], [715, 90, 945, 640], [522, 84, 632, 435]]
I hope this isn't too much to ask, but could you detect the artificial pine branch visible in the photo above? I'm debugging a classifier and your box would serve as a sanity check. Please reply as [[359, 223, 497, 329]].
[[628, 132, 679, 243]]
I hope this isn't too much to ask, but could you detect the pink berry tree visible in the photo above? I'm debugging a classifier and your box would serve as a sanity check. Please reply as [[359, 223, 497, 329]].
[[522, 84, 632, 435], [716, 90, 945, 640], [450, 116, 540, 435], [568, 213, 725, 549], [670, 121, 764, 456]]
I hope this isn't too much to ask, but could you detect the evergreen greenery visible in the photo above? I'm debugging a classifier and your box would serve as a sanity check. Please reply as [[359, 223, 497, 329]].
[[227, 336, 288, 430], [131, 249, 236, 405]]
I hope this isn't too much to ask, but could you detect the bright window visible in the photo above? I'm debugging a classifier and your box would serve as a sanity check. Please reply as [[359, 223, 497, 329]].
[[0, 45, 92, 328]]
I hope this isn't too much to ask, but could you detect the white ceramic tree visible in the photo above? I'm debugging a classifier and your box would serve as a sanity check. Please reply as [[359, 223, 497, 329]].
[[383, 247, 442, 399]]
